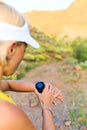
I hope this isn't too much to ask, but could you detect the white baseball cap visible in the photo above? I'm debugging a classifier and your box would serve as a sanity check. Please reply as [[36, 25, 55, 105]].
[[0, 20, 40, 48]]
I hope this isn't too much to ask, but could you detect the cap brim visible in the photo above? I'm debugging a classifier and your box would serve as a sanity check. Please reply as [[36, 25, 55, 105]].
[[26, 35, 40, 48]]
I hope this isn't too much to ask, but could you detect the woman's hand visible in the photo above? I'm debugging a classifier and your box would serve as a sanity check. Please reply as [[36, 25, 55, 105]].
[[34, 83, 64, 109]]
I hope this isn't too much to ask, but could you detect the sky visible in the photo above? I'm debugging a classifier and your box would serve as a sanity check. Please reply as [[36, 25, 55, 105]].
[[1, 0, 75, 13]]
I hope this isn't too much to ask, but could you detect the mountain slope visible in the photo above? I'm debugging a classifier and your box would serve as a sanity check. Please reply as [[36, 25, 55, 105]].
[[24, 0, 87, 38]]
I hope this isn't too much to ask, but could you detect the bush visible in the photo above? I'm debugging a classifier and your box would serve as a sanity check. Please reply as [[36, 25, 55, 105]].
[[63, 57, 78, 65], [72, 38, 87, 62], [35, 54, 47, 61], [73, 44, 87, 62], [55, 55, 62, 61], [79, 61, 87, 70], [3, 74, 17, 80], [24, 54, 35, 61]]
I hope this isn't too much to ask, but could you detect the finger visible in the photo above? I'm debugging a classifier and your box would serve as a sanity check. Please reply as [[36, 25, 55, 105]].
[[56, 91, 64, 98], [48, 84, 53, 91], [57, 93, 64, 99], [57, 95, 64, 102], [58, 92, 63, 96], [44, 83, 51, 91], [54, 90, 61, 98], [52, 100, 57, 105]]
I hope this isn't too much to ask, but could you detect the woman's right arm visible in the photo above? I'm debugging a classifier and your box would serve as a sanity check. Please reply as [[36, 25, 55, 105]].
[[42, 108, 56, 130], [35, 83, 63, 130]]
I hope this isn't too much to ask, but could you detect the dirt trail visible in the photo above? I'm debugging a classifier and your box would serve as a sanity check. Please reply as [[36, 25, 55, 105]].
[[9, 61, 87, 130]]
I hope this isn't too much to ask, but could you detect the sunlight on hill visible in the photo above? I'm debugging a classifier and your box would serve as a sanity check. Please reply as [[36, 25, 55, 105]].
[[24, 0, 87, 39]]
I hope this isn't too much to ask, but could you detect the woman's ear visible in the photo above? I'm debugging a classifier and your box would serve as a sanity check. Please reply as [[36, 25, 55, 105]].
[[7, 41, 17, 60]]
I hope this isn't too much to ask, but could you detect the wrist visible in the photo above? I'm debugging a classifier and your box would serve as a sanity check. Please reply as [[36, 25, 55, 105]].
[[41, 103, 51, 109], [41, 106, 51, 110], [32, 84, 36, 92], [42, 107, 53, 115]]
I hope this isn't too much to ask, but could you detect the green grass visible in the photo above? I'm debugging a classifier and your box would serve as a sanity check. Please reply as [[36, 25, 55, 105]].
[[68, 89, 87, 127], [70, 107, 87, 127]]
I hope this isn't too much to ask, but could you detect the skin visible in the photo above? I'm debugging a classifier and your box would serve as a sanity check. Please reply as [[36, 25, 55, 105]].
[[3, 42, 27, 76], [0, 99, 36, 130], [0, 41, 64, 130]]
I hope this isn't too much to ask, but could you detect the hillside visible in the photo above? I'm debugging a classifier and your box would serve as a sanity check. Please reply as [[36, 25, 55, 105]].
[[24, 0, 87, 38]]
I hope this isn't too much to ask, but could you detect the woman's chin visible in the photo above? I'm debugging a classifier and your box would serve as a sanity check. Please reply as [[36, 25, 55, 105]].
[[3, 70, 14, 76]]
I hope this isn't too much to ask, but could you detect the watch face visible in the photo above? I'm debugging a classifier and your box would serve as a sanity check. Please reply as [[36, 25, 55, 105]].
[[35, 82, 45, 93]]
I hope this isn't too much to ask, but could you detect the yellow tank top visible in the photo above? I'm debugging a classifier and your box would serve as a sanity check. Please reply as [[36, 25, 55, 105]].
[[0, 91, 16, 105]]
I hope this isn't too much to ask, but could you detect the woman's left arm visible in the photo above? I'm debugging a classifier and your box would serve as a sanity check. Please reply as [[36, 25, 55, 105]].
[[0, 80, 35, 92], [1, 80, 64, 102]]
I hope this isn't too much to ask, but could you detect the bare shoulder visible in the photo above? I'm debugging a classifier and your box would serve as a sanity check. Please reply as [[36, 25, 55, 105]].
[[0, 99, 36, 130]]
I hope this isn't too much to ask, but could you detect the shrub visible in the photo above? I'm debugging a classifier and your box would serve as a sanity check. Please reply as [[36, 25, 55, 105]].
[[55, 55, 62, 61], [73, 44, 87, 62], [24, 54, 35, 61], [72, 38, 87, 62], [63, 57, 78, 65], [35, 54, 46, 61], [3, 74, 17, 80], [79, 61, 87, 70]]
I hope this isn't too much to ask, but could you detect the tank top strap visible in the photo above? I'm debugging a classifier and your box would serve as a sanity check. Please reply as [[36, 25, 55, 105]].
[[0, 91, 16, 105]]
